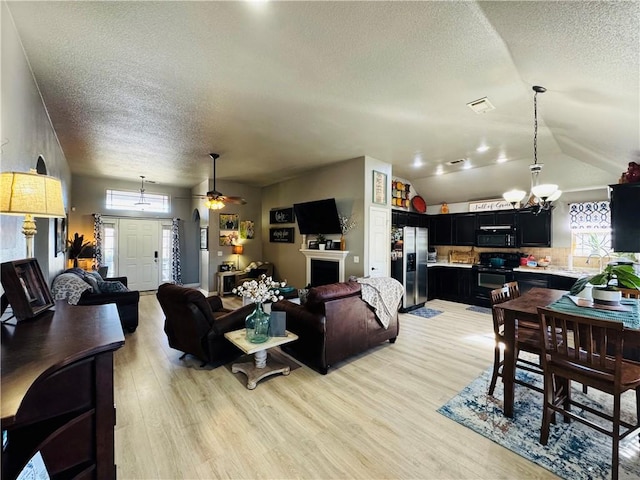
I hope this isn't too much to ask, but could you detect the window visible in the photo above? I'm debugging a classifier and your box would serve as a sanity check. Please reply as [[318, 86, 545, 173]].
[[102, 221, 117, 275], [161, 225, 172, 282], [569, 201, 611, 257], [105, 189, 170, 213]]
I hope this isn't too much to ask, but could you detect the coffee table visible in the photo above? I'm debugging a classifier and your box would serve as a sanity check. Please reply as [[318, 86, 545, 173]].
[[224, 329, 298, 390]]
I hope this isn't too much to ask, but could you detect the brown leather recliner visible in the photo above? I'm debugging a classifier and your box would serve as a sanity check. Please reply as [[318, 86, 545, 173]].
[[157, 283, 256, 366], [271, 281, 400, 374]]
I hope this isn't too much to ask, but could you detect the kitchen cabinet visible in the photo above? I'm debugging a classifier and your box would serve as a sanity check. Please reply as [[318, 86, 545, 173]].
[[517, 209, 551, 247], [391, 210, 409, 228], [431, 215, 453, 246], [453, 213, 476, 246], [514, 271, 549, 294], [609, 183, 640, 252], [432, 267, 473, 304], [476, 210, 517, 227]]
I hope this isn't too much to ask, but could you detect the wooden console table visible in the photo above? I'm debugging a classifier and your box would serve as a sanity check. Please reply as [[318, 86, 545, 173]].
[[1, 301, 125, 479]]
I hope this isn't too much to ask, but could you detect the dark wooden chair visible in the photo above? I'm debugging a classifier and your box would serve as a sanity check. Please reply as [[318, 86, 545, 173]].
[[488, 286, 543, 396], [620, 287, 640, 299], [504, 281, 521, 299], [537, 307, 640, 480]]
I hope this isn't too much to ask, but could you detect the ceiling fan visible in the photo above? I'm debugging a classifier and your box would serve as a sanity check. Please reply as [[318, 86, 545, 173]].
[[192, 153, 247, 210]]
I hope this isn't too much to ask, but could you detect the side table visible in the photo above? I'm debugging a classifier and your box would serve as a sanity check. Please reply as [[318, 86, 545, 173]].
[[217, 270, 241, 296], [224, 329, 298, 390]]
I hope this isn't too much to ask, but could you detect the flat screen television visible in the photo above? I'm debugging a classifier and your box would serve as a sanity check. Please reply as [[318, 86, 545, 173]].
[[293, 198, 342, 234]]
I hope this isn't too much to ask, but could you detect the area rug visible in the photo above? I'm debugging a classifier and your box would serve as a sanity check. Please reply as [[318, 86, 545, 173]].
[[406, 306, 443, 319], [466, 305, 492, 315], [437, 368, 640, 479]]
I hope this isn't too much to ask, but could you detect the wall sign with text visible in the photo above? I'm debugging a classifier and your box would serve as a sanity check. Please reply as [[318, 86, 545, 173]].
[[269, 227, 295, 243], [270, 207, 295, 224]]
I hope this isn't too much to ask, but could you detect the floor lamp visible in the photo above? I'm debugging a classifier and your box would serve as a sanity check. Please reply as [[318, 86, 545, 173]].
[[232, 244, 244, 271], [1, 169, 66, 258]]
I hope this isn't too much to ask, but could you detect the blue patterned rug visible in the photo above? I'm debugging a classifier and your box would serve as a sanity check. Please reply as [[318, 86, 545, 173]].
[[406, 306, 443, 319], [466, 305, 492, 315], [438, 368, 640, 479]]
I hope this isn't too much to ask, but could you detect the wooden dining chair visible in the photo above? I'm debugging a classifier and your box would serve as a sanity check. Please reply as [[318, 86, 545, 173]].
[[504, 281, 521, 299], [537, 307, 640, 480], [488, 286, 543, 396], [619, 287, 640, 299]]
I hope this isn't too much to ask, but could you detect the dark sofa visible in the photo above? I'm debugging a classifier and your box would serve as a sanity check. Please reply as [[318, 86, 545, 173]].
[[52, 269, 139, 332], [271, 281, 400, 374]]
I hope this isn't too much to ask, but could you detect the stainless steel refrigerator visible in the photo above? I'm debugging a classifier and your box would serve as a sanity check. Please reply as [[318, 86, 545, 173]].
[[391, 226, 428, 311]]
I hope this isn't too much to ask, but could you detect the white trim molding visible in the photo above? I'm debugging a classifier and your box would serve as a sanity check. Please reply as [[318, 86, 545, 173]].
[[300, 249, 350, 285]]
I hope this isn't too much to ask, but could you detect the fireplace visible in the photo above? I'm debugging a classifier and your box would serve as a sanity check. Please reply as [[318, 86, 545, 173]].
[[310, 259, 339, 286], [300, 248, 349, 286]]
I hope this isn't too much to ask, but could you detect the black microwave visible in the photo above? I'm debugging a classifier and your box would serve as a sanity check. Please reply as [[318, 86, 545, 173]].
[[476, 226, 517, 248]]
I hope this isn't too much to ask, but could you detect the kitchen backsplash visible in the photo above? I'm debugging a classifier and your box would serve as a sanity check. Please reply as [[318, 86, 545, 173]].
[[433, 245, 634, 270]]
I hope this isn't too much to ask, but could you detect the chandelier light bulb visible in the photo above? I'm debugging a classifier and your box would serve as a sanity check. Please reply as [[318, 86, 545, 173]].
[[205, 198, 225, 210]]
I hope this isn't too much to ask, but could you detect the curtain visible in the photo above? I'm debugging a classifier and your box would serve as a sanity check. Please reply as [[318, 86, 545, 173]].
[[171, 218, 182, 285], [569, 201, 610, 230], [93, 213, 103, 266]]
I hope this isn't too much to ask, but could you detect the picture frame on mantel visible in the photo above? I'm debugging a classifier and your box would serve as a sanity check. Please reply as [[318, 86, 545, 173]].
[[372, 170, 387, 205]]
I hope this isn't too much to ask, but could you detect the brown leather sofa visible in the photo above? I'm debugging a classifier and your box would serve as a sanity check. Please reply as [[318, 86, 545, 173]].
[[157, 283, 256, 366], [271, 281, 400, 374]]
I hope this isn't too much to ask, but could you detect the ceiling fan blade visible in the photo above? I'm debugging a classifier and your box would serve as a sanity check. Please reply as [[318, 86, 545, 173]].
[[221, 196, 247, 205]]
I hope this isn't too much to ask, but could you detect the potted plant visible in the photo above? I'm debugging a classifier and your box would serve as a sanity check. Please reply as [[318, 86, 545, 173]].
[[316, 233, 327, 250], [570, 262, 640, 305], [67, 233, 92, 268]]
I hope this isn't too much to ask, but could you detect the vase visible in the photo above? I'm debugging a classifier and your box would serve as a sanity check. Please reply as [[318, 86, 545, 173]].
[[592, 288, 622, 306], [245, 302, 270, 343], [319, 243, 326, 251], [340, 235, 346, 251]]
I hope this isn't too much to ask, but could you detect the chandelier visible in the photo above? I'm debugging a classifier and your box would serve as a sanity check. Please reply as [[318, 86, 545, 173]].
[[503, 86, 561, 211]]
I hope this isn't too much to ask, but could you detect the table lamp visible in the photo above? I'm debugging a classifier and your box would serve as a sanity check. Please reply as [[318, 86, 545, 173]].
[[232, 244, 244, 270], [1, 169, 66, 258]]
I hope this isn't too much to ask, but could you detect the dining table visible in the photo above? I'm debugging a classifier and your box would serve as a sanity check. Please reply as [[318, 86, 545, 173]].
[[494, 287, 640, 418]]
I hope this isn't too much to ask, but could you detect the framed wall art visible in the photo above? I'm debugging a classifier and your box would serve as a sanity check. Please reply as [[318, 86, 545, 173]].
[[372, 170, 387, 205], [269, 227, 295, 243], [219, 213, 239, 231], [270, 207, 295, 224], [240, 220, 255, 239], [200, 227, 208, 250]]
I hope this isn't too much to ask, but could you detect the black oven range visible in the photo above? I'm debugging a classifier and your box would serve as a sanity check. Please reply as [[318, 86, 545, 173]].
[[472, 252, 522, 307]]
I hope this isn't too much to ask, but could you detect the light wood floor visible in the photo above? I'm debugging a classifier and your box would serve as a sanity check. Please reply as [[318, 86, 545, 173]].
[[114, 294, 559, 479]]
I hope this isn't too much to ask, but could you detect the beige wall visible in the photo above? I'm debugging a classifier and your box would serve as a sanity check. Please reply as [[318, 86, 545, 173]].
[[262, 157, 367, 288], [1, 3, 71, 284]]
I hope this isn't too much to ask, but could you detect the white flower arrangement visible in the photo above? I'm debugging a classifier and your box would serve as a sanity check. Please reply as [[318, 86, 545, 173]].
[[339, 214, 357, 236], [232, 274, 286, 303]]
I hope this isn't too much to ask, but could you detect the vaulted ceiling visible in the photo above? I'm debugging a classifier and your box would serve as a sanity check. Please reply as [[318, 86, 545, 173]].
[[6, 1, 639, 203]]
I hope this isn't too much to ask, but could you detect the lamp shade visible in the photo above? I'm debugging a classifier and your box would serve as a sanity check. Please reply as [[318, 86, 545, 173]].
[[232, 244, 244, 255], [531, 183, 558, 201], [503, 189, 527, 204], [205, 198, 225, 210], [1, 170, 65, 217]]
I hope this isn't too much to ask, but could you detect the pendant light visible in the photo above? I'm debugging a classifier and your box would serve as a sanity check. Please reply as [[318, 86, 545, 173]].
[[503, 86, 561, 210], [135, 176, 151, 206]]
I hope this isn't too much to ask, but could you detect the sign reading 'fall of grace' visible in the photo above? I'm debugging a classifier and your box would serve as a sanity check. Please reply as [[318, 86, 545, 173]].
[[468, 199, 514, 212]]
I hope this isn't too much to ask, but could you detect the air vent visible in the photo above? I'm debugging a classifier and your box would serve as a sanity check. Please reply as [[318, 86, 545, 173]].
[[467, 97, 495, 114], [447, 158, 467, 166]]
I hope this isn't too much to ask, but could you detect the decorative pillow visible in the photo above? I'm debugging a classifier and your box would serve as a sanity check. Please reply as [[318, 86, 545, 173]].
[[298, 288, 309, 305], [99, 281, 129, 293], [52, 273, 93, 305]]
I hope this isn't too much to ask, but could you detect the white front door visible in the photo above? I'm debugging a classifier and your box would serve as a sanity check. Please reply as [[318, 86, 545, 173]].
[[368, 206, 390, 277], [118, 219, 160, 291]]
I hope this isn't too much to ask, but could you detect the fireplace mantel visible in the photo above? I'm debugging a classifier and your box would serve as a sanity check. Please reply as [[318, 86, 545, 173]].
[[300, 249, 349, 285]]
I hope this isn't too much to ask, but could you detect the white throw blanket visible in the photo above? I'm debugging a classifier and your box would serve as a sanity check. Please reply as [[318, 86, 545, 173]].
[[357, 277, 404, 329]]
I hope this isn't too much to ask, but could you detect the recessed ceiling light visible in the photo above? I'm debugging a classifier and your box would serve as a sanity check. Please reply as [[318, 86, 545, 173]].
[[467, 97, 495, 114], [497, 155, 508, 164], [435, 166, 444, 175], [476, 145, 490, 153], [463, 161, 473, 170], [413, 153, 423, 167]]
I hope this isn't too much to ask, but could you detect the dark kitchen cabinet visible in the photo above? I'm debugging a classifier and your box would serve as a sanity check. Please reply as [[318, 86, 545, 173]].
[[427, 266, 439, 300], [432, 215, 453, 246], [433, 267, 473, 304], [453, 213, 476, 246], [609, 183, 640, 252], [514, 271, 549, 294], [518, 209, 551, 247], [392, 210, 409, 228], [476, 210, 517, 228]]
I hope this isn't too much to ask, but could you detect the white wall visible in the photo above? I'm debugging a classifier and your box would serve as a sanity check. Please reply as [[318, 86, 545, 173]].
[[1, 4, 71, 283]]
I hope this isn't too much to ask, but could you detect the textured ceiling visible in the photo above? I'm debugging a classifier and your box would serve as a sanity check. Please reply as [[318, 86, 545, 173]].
[[5, 1, 639, 203]]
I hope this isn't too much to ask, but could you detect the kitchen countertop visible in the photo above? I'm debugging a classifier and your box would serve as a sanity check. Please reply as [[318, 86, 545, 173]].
[[426, 261, 595, 278]]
